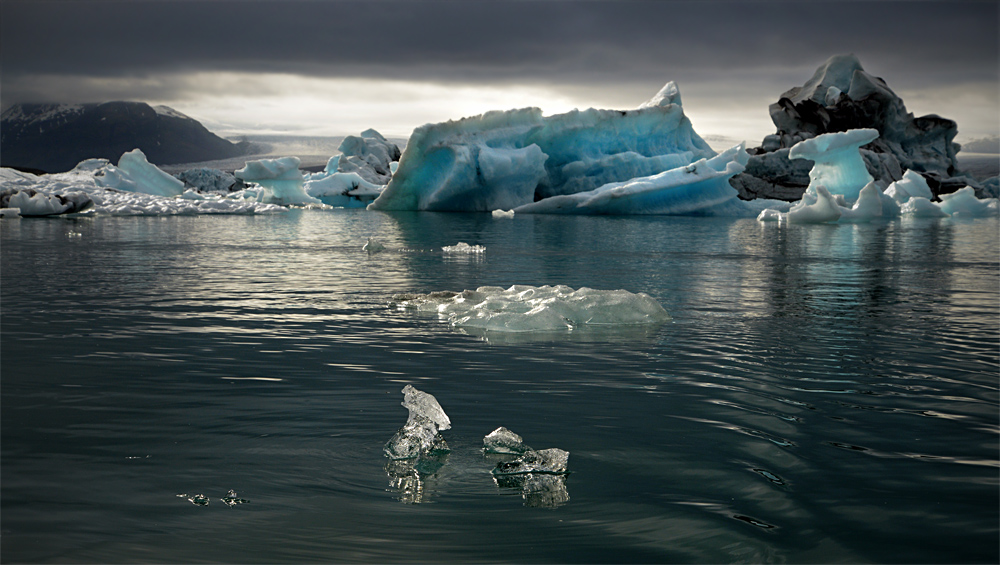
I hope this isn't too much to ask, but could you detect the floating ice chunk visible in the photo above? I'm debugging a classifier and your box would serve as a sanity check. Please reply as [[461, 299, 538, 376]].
[[786, 185, 842, 224], [401, 384, 451, 431], [235, 156, 320, 205], [384, 385, 451, 460], [0, 207, 20, 218], [116, 149, 185, 197], [936, 187, 999, 217], [483, 427, 531, 454], [177, 493, 210, 506], [393, 285, 670, 333], [884, 169, 933, 204], [901, 196, 949, 218], [493, 448, 569, 476], [363, 237, 386, 254], [220, 490, 249, 507], [789, 129, 879, 201], [442, 242, 485, 254], [838, 181, 883, 222], [492, 209, 515, 219]]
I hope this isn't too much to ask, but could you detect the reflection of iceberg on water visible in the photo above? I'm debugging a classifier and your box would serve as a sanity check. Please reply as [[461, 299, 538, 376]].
[[485, 427, 571, 508], [384, 385, 452, 504]]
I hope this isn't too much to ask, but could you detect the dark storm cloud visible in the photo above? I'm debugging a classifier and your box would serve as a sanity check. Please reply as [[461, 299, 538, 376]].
[[2, 0, 997, 100]]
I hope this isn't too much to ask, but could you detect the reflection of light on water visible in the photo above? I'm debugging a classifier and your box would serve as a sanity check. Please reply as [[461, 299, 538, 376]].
[[384, 454, 449, 504], [494, 473, 570, 508]]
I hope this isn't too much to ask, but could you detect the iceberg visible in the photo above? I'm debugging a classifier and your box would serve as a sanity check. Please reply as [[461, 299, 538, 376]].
[[384, 385, 451, 460], [788, 129, 878, 201], [335, 129, 401, 186], [235, 156, 321, 206], [303, 171, 382, 208], [369, 82, 716, 213], [392, 285, 671, 333], [299, 129, 399, 207], [113, 149, 186, 197], [884, 169, 933, 204]]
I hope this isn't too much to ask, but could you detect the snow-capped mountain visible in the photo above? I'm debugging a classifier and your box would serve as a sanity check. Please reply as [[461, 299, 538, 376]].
[[1, 101, 253, 173]]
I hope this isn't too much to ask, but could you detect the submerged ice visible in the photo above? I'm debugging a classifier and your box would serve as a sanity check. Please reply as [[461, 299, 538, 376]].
[[393, 285, 671, 333]]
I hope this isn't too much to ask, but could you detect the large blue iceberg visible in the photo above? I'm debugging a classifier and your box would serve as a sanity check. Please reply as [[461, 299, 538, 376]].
[[369, 82, 746, 215]]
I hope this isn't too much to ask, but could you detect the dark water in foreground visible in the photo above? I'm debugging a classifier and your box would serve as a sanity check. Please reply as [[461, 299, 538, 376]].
[[2, 210, 998, 563]]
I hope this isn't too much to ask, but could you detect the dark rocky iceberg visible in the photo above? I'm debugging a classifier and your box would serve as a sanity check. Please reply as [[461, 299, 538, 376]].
[[733, 54, 995, 201]]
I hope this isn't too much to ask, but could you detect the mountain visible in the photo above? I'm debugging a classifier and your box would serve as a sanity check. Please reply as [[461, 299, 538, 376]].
[[1, 101, 253, 173], [960, 136, 1000, 155]]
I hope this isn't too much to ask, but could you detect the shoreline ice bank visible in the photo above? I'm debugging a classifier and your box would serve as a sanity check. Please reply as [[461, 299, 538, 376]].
[[0, 151, 285, 216]]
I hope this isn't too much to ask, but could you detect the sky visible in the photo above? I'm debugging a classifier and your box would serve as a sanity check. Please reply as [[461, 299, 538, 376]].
[[2, 0, 998, 147]]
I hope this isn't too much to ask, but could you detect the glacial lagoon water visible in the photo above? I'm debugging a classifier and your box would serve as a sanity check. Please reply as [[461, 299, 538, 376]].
[[2, 209, 998, 563]]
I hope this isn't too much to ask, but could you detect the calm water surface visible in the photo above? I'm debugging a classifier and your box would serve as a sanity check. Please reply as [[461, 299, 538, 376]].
[[2, 210, 998, 563]]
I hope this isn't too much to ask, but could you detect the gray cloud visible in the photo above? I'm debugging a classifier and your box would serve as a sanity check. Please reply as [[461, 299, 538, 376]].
[[3, 0, 996, 91], [2, 0, 997, 142]]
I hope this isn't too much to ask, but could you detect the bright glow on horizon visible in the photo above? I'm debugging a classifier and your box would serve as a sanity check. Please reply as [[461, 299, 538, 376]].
[[7, 71, 996, 148]]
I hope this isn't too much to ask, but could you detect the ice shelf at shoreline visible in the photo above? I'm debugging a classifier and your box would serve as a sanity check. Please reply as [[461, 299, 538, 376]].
[[0, 160, 286, 216], [392, 285, 671, 333]]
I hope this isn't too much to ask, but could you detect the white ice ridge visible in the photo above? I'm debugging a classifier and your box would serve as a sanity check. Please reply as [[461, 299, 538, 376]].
[[392, 285, 671, 333], [369, 81, 716, 213], [0, 161, 285, 216]]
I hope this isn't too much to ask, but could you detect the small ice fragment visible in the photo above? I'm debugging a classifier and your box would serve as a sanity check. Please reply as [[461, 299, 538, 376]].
[[442, 242, 485, 254], [384, 385, 451, 460], [221, 489, 249, 507], [363, 237, 386, 254], [493, 447, 569, 476], [384, 415, 450, 460], [402, 384, 451, 431], [177, 493, 209, 506], [484, 427, 531, 454], [491, 209, 515, 219]]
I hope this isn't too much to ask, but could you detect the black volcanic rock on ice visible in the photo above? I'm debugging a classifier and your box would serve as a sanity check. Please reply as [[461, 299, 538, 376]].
[[1, 102, 254, 174], [732, 54, 993, 201]]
